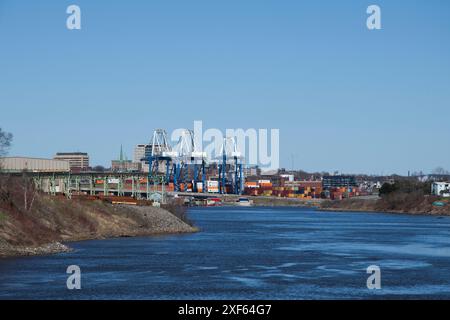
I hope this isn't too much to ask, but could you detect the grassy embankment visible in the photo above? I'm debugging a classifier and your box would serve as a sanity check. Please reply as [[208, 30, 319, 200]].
[[0, 176, 197, 257]]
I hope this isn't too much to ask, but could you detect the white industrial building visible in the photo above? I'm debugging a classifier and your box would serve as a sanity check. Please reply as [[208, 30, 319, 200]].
[[0, 157, 70, 173], [431, 182, 450, 197]]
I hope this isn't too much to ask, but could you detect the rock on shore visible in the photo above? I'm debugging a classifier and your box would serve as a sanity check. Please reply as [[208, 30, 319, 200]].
[[0, 241, 71, 257]]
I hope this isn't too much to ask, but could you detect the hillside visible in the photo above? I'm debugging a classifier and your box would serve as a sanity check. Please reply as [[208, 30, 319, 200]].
[[320, 194, 450, 215], [0, 183, 197, 257]]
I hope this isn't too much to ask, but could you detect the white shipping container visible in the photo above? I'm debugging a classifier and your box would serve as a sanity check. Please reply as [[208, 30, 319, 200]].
[[207, 180, 219, 187], [108, 178, 120, 184], [280, 174, 294, 182]]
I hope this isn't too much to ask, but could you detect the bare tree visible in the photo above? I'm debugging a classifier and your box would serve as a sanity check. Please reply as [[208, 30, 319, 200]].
[[432, 167, 449, 175], [0, 128, 13, 199], [92, 165, 106, 172], [1, 129, 37, 212], [0, 128, 13, 158], [21, 173, 38, 212]]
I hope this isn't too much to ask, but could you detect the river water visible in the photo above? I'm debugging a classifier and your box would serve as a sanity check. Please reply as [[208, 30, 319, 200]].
[[1, 207, 450, 299]]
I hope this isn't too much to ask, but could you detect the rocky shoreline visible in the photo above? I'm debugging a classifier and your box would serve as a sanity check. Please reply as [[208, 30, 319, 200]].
[[0, 241, 72, 258]]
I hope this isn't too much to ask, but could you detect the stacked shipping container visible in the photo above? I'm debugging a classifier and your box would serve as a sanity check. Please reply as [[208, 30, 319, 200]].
[[244, 179, 360, 200]]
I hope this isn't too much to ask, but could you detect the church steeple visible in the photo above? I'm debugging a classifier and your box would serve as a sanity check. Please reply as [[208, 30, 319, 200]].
[[119, 144, 124, 163]]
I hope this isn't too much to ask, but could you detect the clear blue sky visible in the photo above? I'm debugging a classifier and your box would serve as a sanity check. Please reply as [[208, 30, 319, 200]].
[[1, 0, 449, 175]]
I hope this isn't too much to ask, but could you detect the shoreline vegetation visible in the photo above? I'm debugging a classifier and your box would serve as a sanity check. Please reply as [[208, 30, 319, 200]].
[[317, 199, 450, 216], [318, 178, 450, 216], [319, 197, 450, 216], [0, 177, 197, 258], [241, 195, 450, 216]]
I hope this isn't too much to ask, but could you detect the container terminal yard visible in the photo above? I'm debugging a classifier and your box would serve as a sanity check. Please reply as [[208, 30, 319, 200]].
[[0, 128, 388, 206]]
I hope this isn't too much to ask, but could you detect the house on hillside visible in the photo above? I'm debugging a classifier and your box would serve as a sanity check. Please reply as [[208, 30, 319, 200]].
[[431, 182, 450, 197]]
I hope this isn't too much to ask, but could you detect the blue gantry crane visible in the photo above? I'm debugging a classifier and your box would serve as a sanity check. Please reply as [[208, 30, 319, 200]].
[[147, 129, 177, 183], [218, 137, 244, 195], [171, 129, 206, 192], [146, 128, 243, 195]]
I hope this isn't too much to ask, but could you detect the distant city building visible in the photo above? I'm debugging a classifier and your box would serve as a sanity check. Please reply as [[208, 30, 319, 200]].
[[134, 144, 152, 173], [133, 144, 152, 163], [134, 143, 167, 174], [111, 160, 141, 172], [0, 157, 70, 172], [322, 175, 357, 189], [111, 145, 141, 172], [134, 144, 145, 163], [54, 152, 89, 171], [431, 182, 450, 197]]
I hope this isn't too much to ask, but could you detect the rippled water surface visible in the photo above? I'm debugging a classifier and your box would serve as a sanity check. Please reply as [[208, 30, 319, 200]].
[[1, 207, 450, 299]]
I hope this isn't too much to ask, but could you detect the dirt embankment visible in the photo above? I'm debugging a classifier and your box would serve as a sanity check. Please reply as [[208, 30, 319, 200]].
[[319, 195, 450, 216], [0, 193, 197, 258]]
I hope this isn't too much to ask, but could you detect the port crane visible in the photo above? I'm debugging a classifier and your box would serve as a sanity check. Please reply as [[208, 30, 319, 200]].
[[147, 129, 177, 183], [171, 129, 206, 192], [147, 129, 243, 195], [218, 137, 244, 195]]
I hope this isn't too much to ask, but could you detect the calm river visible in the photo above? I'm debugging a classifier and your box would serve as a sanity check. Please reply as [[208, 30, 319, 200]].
[[1, 207, 450, 299]]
